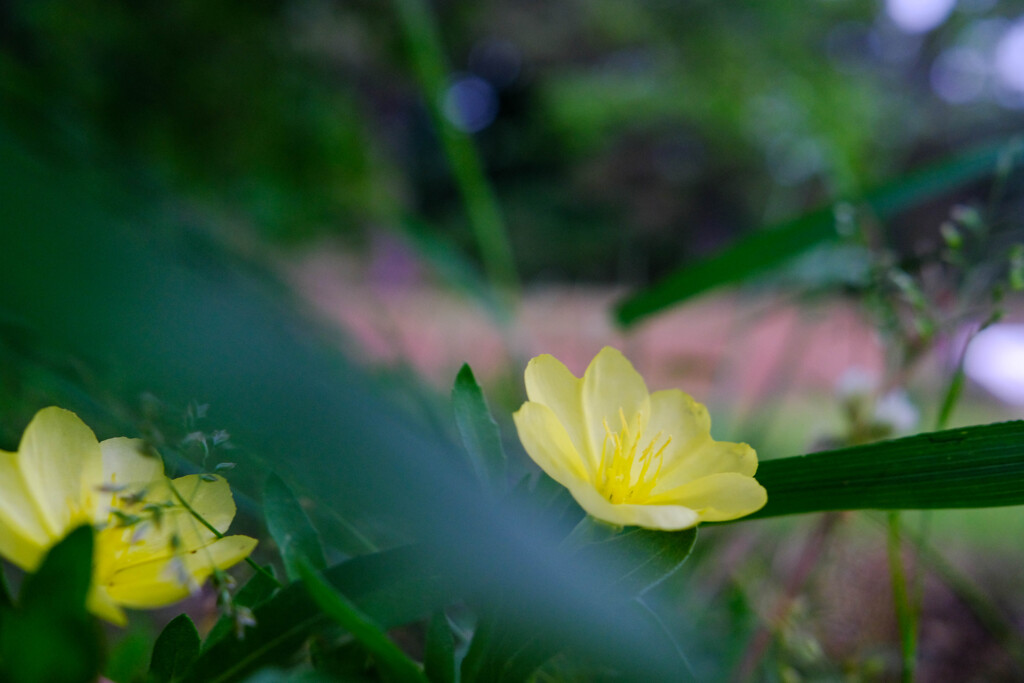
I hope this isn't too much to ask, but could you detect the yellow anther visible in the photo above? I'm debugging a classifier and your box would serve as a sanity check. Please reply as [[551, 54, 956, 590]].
[[596, 409, 672, 504]]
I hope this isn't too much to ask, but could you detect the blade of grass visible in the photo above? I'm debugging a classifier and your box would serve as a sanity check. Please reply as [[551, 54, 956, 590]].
[[617, 138, 1024, 326], [392, 0, 518, 295], [741, 421, 1024, 519], [298, 561, 428, 683]]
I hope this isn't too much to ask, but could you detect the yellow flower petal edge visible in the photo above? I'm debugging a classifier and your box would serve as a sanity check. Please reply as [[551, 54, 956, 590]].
[[514, 347, 767, 530], [0, 407, 257, 625]]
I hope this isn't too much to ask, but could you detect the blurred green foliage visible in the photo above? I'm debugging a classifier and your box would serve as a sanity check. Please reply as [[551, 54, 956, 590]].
[[4, 0, 1024, 281], [3, 1, 1024, 681]]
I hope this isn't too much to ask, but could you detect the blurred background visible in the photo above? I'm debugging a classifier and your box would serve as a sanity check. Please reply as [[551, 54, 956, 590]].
[[4, 0, 1024, 679]]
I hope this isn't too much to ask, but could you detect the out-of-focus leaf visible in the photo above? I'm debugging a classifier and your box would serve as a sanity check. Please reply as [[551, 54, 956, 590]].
[[463, 521, 698, 683], [150, 614, 201, 683], [18, 526, 93, 613], [298, 561, 428, 683], [745, 421, 1024, 519], [452, 364, 507, 496], [185, 546, 456, 683], [105, 629, 152, 683], [577, 525, 699, 597], [264, 474, 327, 582], [424, 611, 456, 683], [616, 138, 1024, 325], [0, 525, 100, 683]]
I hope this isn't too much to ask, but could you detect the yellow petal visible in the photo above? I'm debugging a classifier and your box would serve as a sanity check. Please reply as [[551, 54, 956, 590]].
[[645, 390, 711, 455], [658, 472, 767, 522], [87, 586, 128, 626], [109, 475, 238, 570], [567, 482, 699, 531], [513, 402, 590, 488], [104, 535, 257, 608], [654, 440, 758, 493], [165, 474, 236, 534], [581, 347, 651, 468], [17, 407, 102, 537], [100, 438, 164, 488], [96, 438, 165, 524], [0, 449, 51, 569], [524, 354, 590, 469]]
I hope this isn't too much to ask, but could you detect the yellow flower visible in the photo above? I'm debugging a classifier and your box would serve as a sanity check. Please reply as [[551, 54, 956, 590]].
[[0, 407, 257, 625], [513, 347, 767, 530]]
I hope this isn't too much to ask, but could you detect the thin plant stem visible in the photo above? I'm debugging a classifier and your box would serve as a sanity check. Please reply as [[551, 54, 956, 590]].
[[732, 513, 840, 682], [392, 0, 519, 297], [884, 514, 1024, 669], [886, 511, 916, 682]]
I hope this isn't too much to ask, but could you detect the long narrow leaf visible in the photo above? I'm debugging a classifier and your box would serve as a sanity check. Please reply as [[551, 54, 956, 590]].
[[298, 561, 428, 683], [264, 474, 327, 582], [616, 138, 1023, 325], [746, 420, 1024, 519]]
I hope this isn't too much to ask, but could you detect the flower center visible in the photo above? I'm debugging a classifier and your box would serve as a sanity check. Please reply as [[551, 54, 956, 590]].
[[596, 408, 671, 504]]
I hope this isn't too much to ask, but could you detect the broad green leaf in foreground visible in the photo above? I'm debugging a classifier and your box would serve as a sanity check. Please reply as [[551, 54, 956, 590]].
[[745, 420, 1024, 519], [298, 561, 428, 683], [462, 515, 698, 683], [150, 614, 201, 683], [452, 363, 507, 496], [264, 474, 327, 582], [616, 138, 1023, 325], [424, 611, 456, 683], [0, 525, 100, 683]]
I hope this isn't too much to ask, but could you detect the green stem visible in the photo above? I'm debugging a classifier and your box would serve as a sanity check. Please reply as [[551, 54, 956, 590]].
[[887, 511, 916, 682], [168, 479, 282, 588], [392, 0, 519, 297], [890, 515, 1024, 668]]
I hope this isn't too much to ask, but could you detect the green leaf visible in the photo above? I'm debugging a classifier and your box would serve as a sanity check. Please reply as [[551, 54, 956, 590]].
[[264, 474, 327, 582], [576, 525, 699, 597], [424, 611, 456, 683], [18, 525, 93, 614], [150, 614, 201, 683], [0, 525, 101, 683], [746, 421, 1024, 519], [452, 364, 507, 496], [105, 629, 152, 683], [462, 521, 698, 683], [185, 545, 457, 683], [616, 138, 1024, 325], [298, 561, 428, 683]]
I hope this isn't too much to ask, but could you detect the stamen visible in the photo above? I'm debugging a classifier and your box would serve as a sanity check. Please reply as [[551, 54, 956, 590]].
[[597, 409, 672, 504]]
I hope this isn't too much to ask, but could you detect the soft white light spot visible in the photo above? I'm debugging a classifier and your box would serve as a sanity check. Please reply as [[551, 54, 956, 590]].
[[874, 390, 919, 434], [964, 324, 1024, 405], [995, 21, 1024, 93], [886, 0, 957, 34], [931, 47, 988, 103], [442, 75, 499, 133]]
